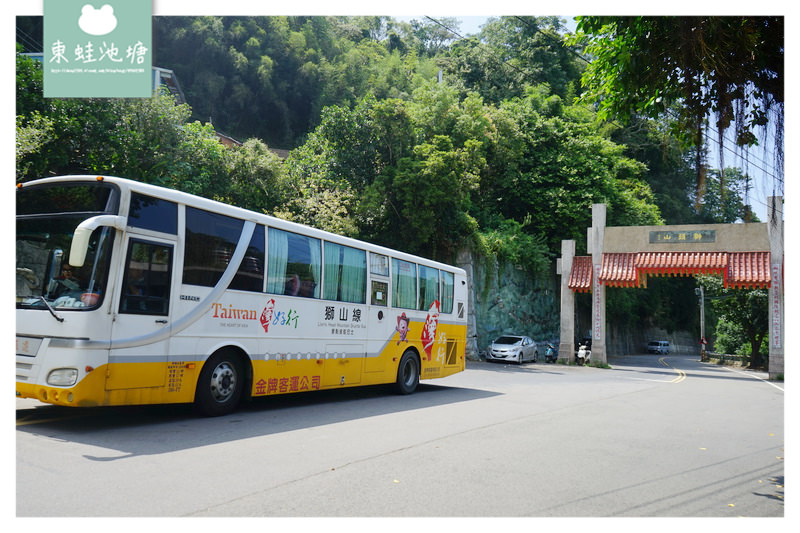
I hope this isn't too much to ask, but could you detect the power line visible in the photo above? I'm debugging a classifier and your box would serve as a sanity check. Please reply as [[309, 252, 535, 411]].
[[560, 16, 783, 190], [704, 130, 783, 184], [423, 16, 465, 41], [511, 15, 592, 65], [702, 114, 782, 175], [423, 16, 535, 81], [16, 26, 42, 53]]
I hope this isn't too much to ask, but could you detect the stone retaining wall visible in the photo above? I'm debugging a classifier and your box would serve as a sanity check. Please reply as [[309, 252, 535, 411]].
[[459, 249, 559, 360]]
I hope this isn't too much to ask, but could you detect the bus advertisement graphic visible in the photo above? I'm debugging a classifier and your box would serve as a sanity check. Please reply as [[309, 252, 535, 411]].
[[260, 298, 275, 333], [421, 300, 440, 359]]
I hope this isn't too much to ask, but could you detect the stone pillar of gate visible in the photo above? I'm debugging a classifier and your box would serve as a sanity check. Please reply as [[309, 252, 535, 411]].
[[557, 239, 576, 362], [590, 204, 607, 364], [768, 196, 784, 379]]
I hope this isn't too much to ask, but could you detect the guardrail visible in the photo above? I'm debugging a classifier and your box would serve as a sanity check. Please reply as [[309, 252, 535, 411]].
[[706, 351, 749, 366]]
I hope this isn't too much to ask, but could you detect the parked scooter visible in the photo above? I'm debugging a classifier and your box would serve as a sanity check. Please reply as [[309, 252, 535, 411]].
[[576, 344, 591, 366], [544, 343, 557, 363]]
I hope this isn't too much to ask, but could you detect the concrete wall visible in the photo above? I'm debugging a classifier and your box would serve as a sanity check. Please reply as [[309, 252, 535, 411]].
[[607, 325, 698, 356], [461, 250, 560, 359]]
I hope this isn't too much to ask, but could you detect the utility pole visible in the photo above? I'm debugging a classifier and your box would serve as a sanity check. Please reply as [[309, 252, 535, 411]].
[[695, 286, 706, 361]]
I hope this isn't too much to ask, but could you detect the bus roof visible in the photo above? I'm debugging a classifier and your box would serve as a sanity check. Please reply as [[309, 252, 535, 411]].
[[19, 175, 466, 275]]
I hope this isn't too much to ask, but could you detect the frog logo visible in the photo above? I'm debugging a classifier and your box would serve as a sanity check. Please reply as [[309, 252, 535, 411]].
[[78, 4, 118, 36]]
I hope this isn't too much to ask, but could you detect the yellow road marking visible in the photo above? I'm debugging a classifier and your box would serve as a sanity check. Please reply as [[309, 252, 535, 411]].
[[659, 357, 686, 383], [671, 368, 687, 383]]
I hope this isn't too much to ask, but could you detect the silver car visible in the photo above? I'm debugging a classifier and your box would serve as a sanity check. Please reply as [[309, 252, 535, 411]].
[[647, 340, 670, 354], [487, 335, 538, 364]]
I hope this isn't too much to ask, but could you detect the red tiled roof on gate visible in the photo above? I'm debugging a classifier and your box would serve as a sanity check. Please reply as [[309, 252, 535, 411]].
[[726, 251, 771, 289], [636, 251, 728, 277], [600, 253, 638, 287], [568, 256, 593, 292], [568, 251, 771, 291]]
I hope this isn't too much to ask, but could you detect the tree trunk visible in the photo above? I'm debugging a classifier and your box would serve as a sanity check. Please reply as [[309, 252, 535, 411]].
[[749, 332, 767, 369]]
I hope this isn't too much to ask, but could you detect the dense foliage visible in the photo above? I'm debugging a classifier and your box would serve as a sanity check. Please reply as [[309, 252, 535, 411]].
[[151, 16, 444, 148], [16, 52, 288, 212], [444, 16, 583, 104], [698, 276, 769, 368], [573, 16, 784, 196], [279, 82, 661, 265]]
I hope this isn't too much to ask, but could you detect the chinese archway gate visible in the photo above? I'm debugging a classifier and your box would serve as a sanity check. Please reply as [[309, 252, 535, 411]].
[[557, 197, 784, 379]]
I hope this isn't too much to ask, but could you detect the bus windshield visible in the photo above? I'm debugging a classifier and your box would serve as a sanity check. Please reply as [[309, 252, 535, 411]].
[[17, 217, 115, 310], [16, 181, 118, 310]]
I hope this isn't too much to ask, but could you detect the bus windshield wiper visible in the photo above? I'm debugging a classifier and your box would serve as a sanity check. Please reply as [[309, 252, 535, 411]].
[[38, 296, 65, 323]]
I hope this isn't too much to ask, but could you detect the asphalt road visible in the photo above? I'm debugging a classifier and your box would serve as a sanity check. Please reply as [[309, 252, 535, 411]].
[[16, 353, 784, 517]]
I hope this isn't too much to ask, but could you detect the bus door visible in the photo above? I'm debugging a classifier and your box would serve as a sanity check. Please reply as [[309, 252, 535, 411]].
[[106, 235, 177, 390]]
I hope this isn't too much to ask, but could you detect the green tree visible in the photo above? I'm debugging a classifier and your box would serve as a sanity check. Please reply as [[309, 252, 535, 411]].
[[476, 218, 550, 274], [481, 85, 662, 252], [274, 183, 359, 237], [16, 113, 52, 180], [445, 16, 583, 104], [284, 88, 486, 259], [608, 115, 699, 225], [153, 16, 326, 147], [163, 121, 230, 198], [690, 168, 756, 223], [285, 95, 408, 191], [361, 135, 483, 259], [16, 53, 230, 200], [699, 275, 769, 368], [574, 16, 783, 194], [222, 138, 291, 214], [285, 81, 661, 266], [407, 17, 461, 56], [152, 16, 444, 148]]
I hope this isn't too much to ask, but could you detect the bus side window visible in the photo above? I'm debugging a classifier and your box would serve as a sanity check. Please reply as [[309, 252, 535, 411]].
[[418, 265, 439, 311], [440, 270, 454, 314], [120, 240, 173, 316], [183, 207, 245, 289], [266, 227, 321, 299], [324, 241, 366, 304], [392, 258, 416, 310], [128, 193, 177, 234]]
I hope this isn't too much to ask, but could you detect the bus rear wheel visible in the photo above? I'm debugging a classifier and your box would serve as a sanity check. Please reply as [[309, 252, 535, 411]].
[[395, 350, 420, 395], [195, 350, 244, 416]]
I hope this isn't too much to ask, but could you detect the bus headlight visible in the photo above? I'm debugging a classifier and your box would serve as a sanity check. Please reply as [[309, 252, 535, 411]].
[[47, 368, 78, 387]]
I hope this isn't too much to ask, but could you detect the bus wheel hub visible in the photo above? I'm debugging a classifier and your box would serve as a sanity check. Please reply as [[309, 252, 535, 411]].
[[210, 363, 236, 402]]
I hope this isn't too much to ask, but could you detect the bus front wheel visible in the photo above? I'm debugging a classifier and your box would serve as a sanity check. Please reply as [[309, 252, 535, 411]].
[[395, 350, 420, 395], [195, 350, 244, 416]]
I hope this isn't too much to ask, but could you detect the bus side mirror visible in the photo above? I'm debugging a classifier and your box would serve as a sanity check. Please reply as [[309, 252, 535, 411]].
[[69, 215, 127, 267], [45, 248, 64, 297]]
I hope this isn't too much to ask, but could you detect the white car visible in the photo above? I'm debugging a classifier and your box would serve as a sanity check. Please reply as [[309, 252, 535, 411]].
[[487, 335, 538, 364], [647, 340, 670, 354]]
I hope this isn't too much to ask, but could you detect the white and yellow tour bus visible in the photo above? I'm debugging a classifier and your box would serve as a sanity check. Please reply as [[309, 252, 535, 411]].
[[16, 176, 468, 415]]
